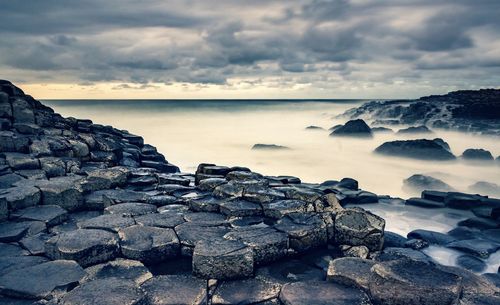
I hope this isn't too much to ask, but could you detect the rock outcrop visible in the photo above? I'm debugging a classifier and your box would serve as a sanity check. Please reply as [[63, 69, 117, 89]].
[[374, 138, 456, 160]]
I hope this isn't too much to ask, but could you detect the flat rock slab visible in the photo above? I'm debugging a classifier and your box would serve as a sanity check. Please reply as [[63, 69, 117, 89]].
[[369, 260, 462, 305], [175, 222, 229, 255], [0, 221, 45, 242], [327, 257, 376, 291], [134, 212, 185, 228], [105, 202, 157, 216], [193, 239, 254, 280], [0, 242, 29, 257], [279, 281, 371, 305], [406, 197, 445, 208], [274, 212, 328, 252], [19, 232, 53, 255], [447, 239, 500, 258], [188, 196, 222, 212], [12, 205, 68, 226], [45, 229, 119, 267], [263, 199, 313, 219], [407, 229, 456, 245], [141, 275, 206, 305], [0, 256, 48, 275], [78, 214, 135, 232], [219, 198, 263, 217], [36, 178, 83, 211], [85, 189, 147, 210], [0, 260, 85, 299], [255, 259, 325, 284], [183, 211, 228, 226], [212, 278, 281, 305], [334, 208, 385, 251], [82, 258, 153, 285], [118, 225, 180, 263], [0, 185, 41, 210], [60, 278, 146, 305]]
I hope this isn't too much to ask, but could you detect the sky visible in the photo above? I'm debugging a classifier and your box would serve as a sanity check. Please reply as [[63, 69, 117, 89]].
[[1, 0, 499, 99]]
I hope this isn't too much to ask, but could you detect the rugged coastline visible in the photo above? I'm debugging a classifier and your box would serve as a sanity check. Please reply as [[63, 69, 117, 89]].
[[0, 80, 499, 304]]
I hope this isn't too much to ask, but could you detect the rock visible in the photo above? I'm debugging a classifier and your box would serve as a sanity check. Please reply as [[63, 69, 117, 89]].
[[407, 229, 456, 245], [444, 192, 484, 209], [0, 242, 28, 257], [458, 217, 498, 230], [0, 260, 85, 299], [188, 196, 221, 212], [403, 174, 453, 194], [327, 257, 376, 291], [255, 259, 325, 284], [141, 160, 179, 173], [468, 181, 500, 198], [456, 254, 487, 272], [0, 173, 24, 188], [118, 225, 180, 263], [334, 208, 385, 251], [305, 125, 324, 130], [279, 281, 371, 305], [85, 189, 147, 210], [60, 278, 146, 305], [383, 231, 407, 248], [213, 182, 245, 198], [243, 185, 285, 203], [405, 197, 445, 208], [36, 178, 83, 211], [421, 190, 448, 202], [45, 229, 119, 267], [220, 198, 263, 217], [369, 260, 462, 305], [174, 222, 229, 255], [371, 126, 393, 133], [12, 205, 68, 226], [212, 277, 281, 305], [82, 258, 152, 285], [141, 275, 206, 305], [252, 144, 290, 150], [78, 214, 135, 232], [404, 238, 429, 250], [0, 256, 48, 275], [19, 232, 53, 255], [436, 265, 497, 296], [84, 167, 129, 191], [374, 138, 456, 160], [0, 221, 45, 242], [0, 185, 41, 210], [376, 247, 432, 263], [329, 119, 373, 138], [4, 153, 39, 170], [134, 212, 185, 228], [397, 125, 433, 134], [104, 202, 157, 216], [340, 245, 370, 258], [197, 177, 227, 191], [447, 239, 500, 258], [461, 148, 494, 160], [192, 238, 254, 280], [459, 294, 500, 305], [274, 212, 329, 252], [224, 227, 289, 265], [183, 211, 227, 226], [263, 199, 313, 219], [482, 273, 500, 288]]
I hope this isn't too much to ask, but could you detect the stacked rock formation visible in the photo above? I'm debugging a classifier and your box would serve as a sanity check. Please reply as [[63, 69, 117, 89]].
[[0, 80, 499, 305]]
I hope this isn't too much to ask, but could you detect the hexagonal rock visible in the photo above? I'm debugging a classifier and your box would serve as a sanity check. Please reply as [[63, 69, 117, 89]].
[[334, 208, 385, 252], [175, 222, 229, 255], [0, 185, 41, 210], [243, 185, 285, 204], [327, 257, 376, 291], [193, 239, 254, 280], [188, 196, 222, 212], [197, 177, 227, 191], [0, 260, 85, 299], [85, 189, 147, 209], [224, 227, 288, 265], [60, 278, 146, 305], [212, 277, 281, 305], [279, 281, 371, 305], [0, 221, 45, 242], [11, 205, 68, 227], [274, 212, 328, 252], [4, 153, 39, 170], [219, 198, 263, 217], [369, 260, 462, 305], [118, 225, 180, 263], [104, 202, 157, 216], [134, 212, 185, 228], [83, 166, 129, 191], [141, 275, 206, 305], [19, 232, 53, 255], [0, 256, 49, 275], [78, 214, 135, 233], [45, 229, 119, 267], [213, 182, 245, 198], [36, 178, 83, 211], [183, 212, 228, 226], [82, 259, 153, 285], [263, 199, 314, 219]]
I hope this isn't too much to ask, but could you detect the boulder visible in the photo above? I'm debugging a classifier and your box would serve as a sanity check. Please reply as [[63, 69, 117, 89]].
[[141, 275, 206, 305], [279, 281, 371, 305], [45, 229, 119, 267], [461, 148, 494, 160], [403, 174, 453, 193], [327, 257, 376, 291], [383, 231, 407, 248], [334, 208, 385, 251], [329, 119, 373, 138], [118, 225, 180, 263], [374, 138, 455, 160], [192, 238, 254, 280], [82, 258, 153, 285]]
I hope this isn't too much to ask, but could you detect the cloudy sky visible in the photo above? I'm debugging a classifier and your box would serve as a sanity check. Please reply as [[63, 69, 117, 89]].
[[1, 0, 499, 99]]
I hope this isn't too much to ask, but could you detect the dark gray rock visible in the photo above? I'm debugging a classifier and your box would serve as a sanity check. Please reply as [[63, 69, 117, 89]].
[[134, 212, 185, 228], [462, 148, 494, 160], [12, 205, 68, 226], [213, 182, 245, 198], [256, 259, 325, 284], [436, 265, 498, 296], [383, 231, 408, 248], [19, 232, 53, 255], [279, 281, 371, 305], [212, 277, 281, 305], [104, 202, 156, 216], [45, 229, 119, 267], [468, 181, 500, 197], [263, 199, 313, 219], [187, 196, 221, 212], [0, 260, 85, 299], [397, 125, 433, 134], [4, 153, 39, 170], [85, 189, 147, 210], [458, 217, 498, 230], [60, 278, 146, 305], [376, 247, 432, 263], [456, 254, 487, 272], [78, 214, 135, 233], [329, 119, 373, 138], [0, 242, 29, 257], [421, 190, 448, 202], [334, 208, 385, 251], [447, 239, 500, 258], [405, 197, 446, 208], [0, 256, 48, 275], [459, 294, 500, 305], [183, 211, 227, 226], [82, 258, 153, 285], [327, 257, 376, 291], [83, 167, 129, 191], [275, 212, 329, 252], [220, 198, 263, 217], [174, 222, 229, 255], [141, 275, 206, 305], [243, 185, 285, 204], [36, 178, 83, 211], [374, 138, 456, 160], [197, 177, 227, 191], [0, 221, 45, 242], [252, 144, 290, 150], [369, 260, 462, 305], [0, 173, 24, 188], [118, 225, 180, 263], [403, 174, 453, 194], [0, 185, 41, 210], [407, 229, 456, 245], [192, 238, 254, 280]]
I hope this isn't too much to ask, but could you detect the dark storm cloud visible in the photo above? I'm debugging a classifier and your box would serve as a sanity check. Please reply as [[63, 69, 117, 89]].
[[0, 0, 499, 90]]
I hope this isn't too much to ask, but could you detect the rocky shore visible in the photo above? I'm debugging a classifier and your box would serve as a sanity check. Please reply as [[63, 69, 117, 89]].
[[0, 80, 499, 305]]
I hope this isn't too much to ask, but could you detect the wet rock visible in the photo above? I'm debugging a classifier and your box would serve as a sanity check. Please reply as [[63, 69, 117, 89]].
[[213, 182, 245, 198], [193, 238, 254, 280], [482, 273, 500, 288], [78, 214, 135, 232], [458, 217, 498, 230], [197, 177, 227, 191], [0, 185, 41, 210], [0, 260, 85, 299], [119, 225, 180, 263], [45, 229, 119, 267], [134, 212, 185, 228], [407, 229, 456, 245], [376, 247, 432, 263], [12, 205, 68, 227], [187, 195, 221, 212], [224, 227, 289, 265], [403, 174, 453, 194], [404, 238, 429, 250], [252, 144, 290, 150], [256, 259, 325, 284], [141, 160, 179, 173], [469, 181, 500, 198], [374, 138, 455, 160], [263, 199, 313, 219], [456, 254, 487, 273], [421, 190, 447, 202], [212, 277, 281, 305], [279, 281, 371, 305], [447, 239, 500, 258], [444, 192, 484, 209], [329, 119, 373, 138], [369, 260, 462, 305], [437, 265, 497, 296], [104, 202, 156, 216], [383, 231, 407, 248], [461, 148, 494, 160], [397, 125, 433, 134], [60, 278, 146, 305], [220, 198, 263, 217], [85, 189, 147, 210], [482, 228, 500, 243], [327, 257, 376, 291], [334, 208, 385, 251], [459, 294, 500, 305], [82, 258, 153, 285], [0, 242, 28, 257], [141, 275, 206, 305], [275, 212, 328, 252], [0, 221, 45, 242], [0, 173, 24, 188], [243, 185, 285, 203]]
